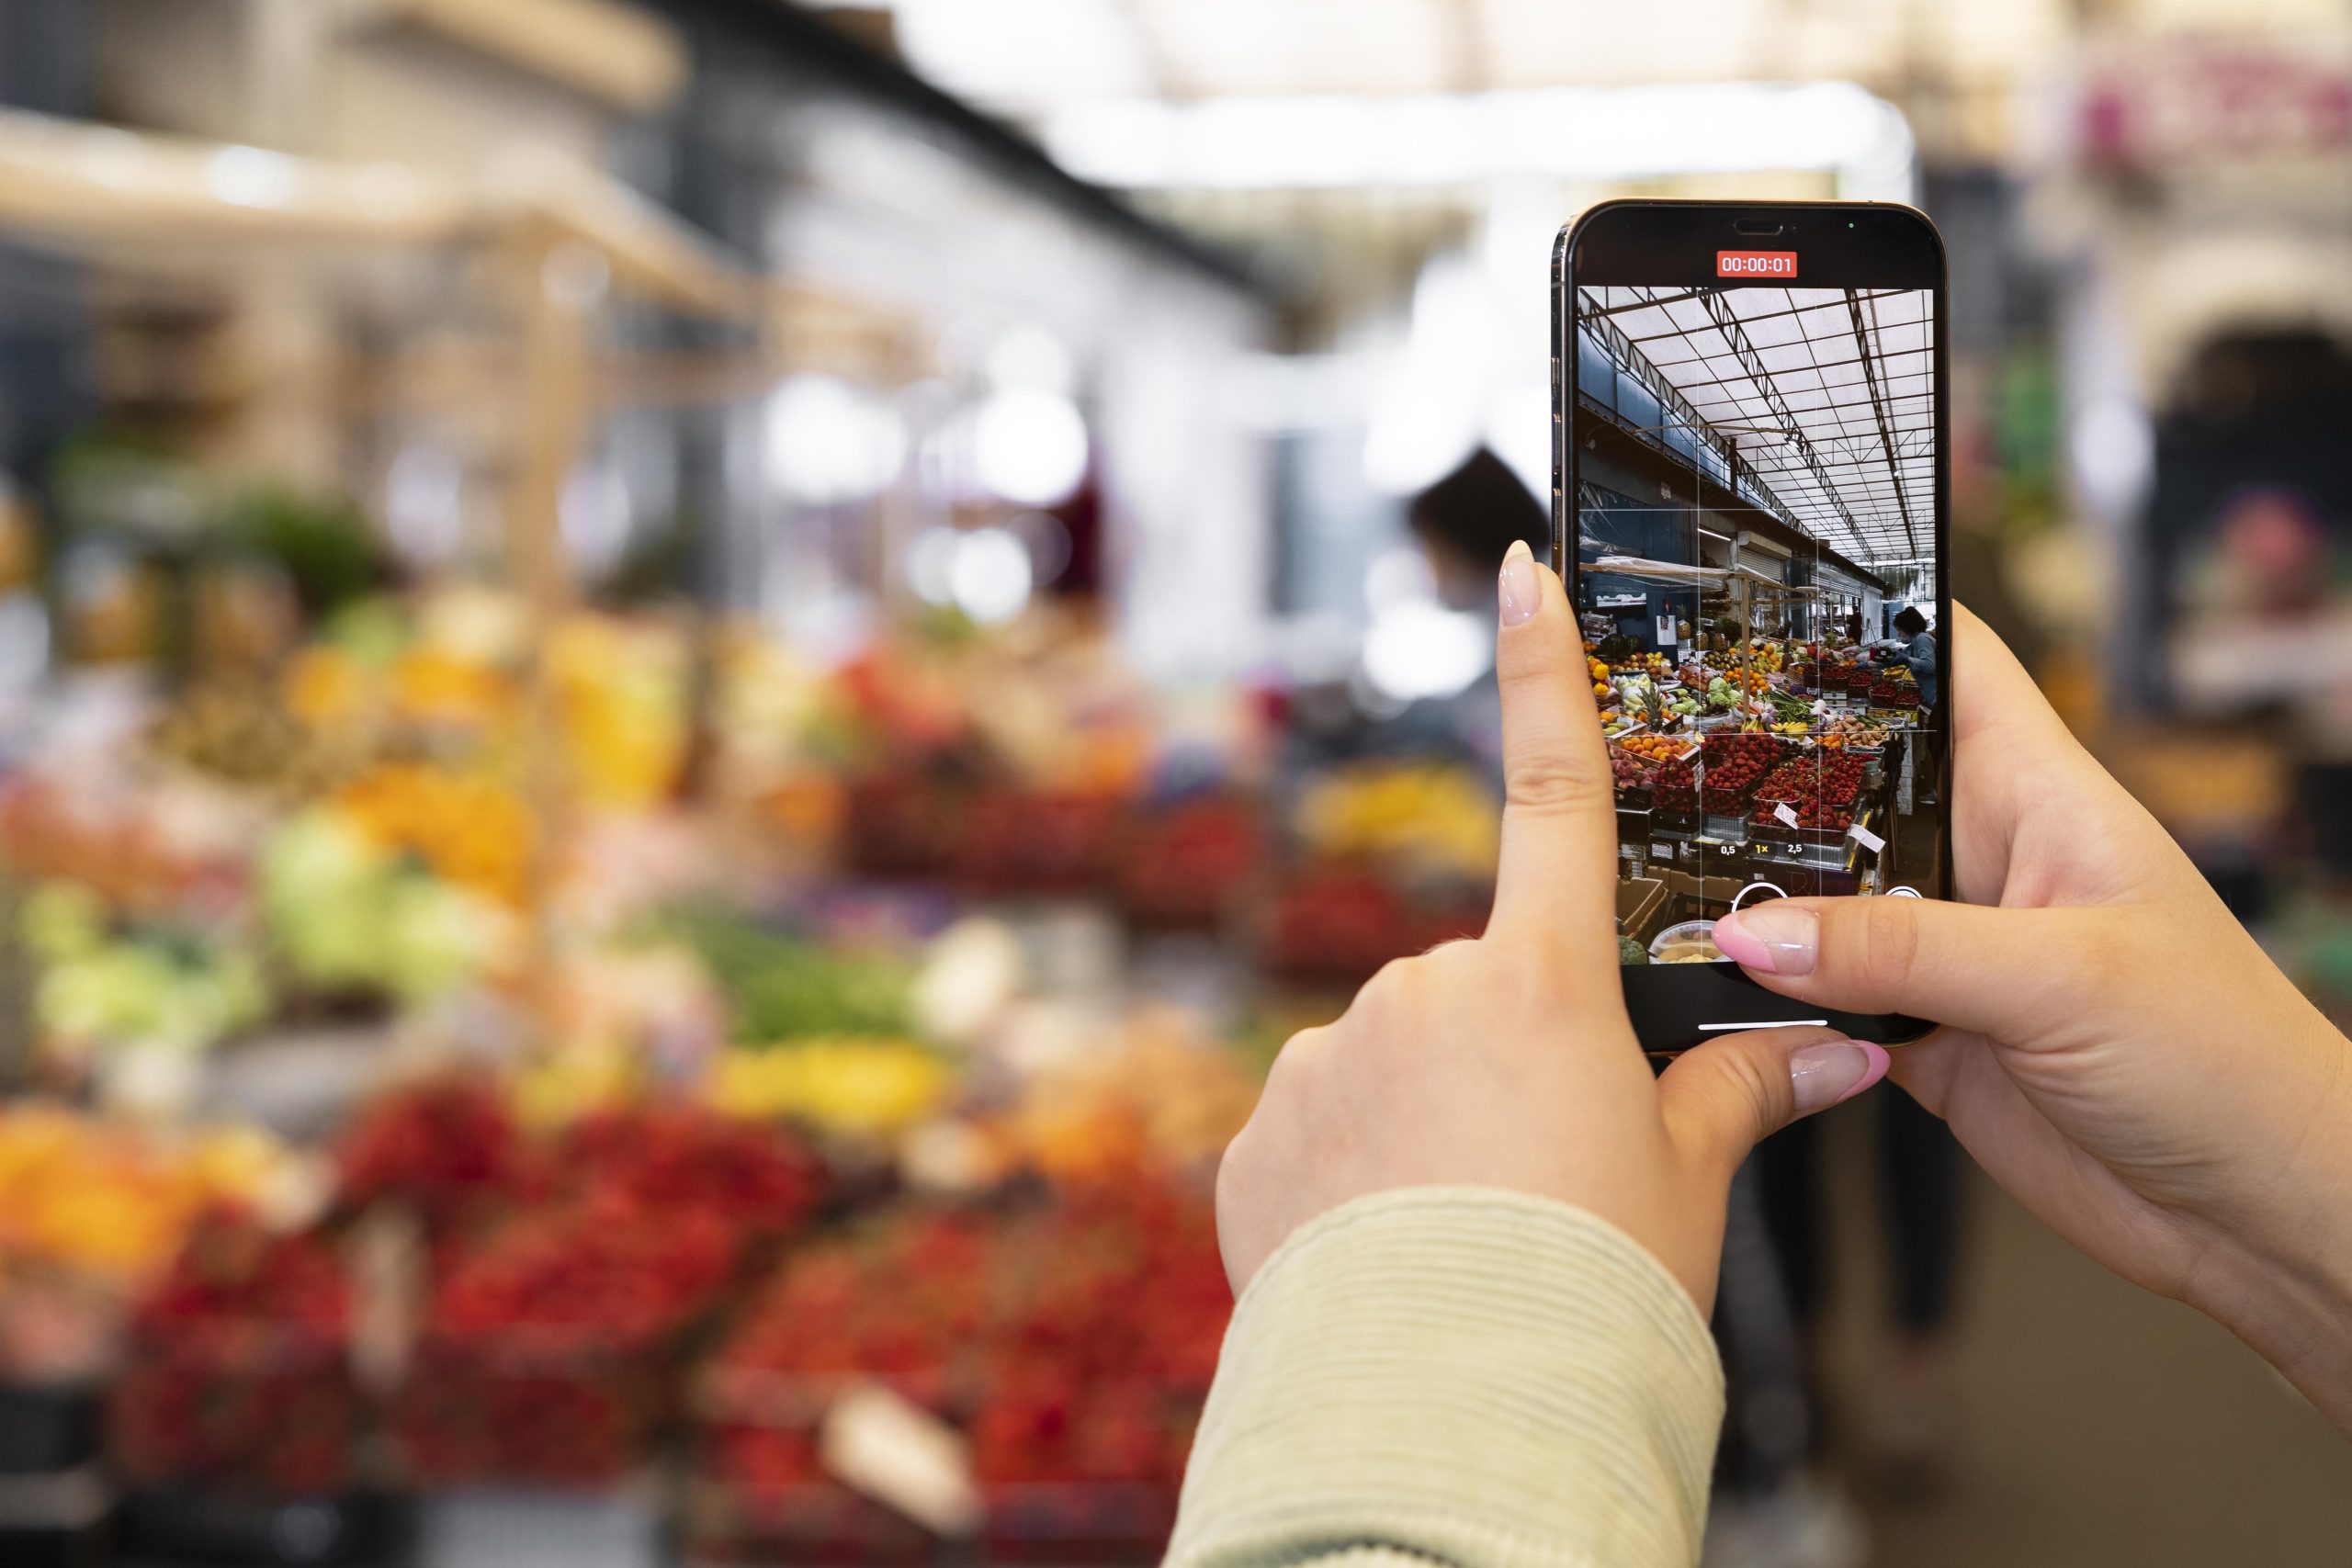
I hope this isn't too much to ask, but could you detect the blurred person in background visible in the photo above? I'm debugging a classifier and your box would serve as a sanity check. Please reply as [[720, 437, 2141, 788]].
[[1402, 446, 1547, 781], [1170, 553, 2352, 1568], [1408, 447, 1546, 612], [1315, 446, 1544, 779]]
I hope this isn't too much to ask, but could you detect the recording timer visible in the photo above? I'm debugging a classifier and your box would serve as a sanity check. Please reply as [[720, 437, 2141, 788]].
[[1715, 250, 1798, 278]]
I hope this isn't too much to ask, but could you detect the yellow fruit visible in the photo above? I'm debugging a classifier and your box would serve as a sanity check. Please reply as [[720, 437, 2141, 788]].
[[708, 1039, 951, 1134]]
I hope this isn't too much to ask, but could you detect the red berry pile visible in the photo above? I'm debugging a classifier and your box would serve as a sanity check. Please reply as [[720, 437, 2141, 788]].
[[1698, 734, 1789, 816], [1748, 753, 1866, 832], [334, 1076, 548, 1233], [372, 1094, 830, 1487], [108, 1208, 357, 1494], [700, 1171, 1228, 1499], [395, 1196, 746, 1485], [1269, 865, 1482, 981], [1649, 757, 1698, 811], [1116, 795, 1263, 926], [561, 1100, 826, 1236]]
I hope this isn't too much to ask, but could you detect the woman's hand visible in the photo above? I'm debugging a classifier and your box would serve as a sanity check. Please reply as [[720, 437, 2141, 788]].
[[1217, 542, 1891, 1313], [1712, 605, 2352, 1430]]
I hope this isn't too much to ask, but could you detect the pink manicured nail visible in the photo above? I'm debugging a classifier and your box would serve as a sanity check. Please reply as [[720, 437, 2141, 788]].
[[1789, 1040, 1890, 1113], [1498, 539, 1539, 627], [1713, 904, 1819, 976]]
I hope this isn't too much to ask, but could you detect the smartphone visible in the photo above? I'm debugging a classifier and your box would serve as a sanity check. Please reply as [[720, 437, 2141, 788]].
[[1552, 200, 1950, 1052]]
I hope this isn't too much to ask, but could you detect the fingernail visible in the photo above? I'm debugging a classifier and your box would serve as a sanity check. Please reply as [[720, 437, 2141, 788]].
[[1789, 1040, 1890, 1114], [1713, 904, 1819, 976], [1498, 539, 1539, 627]]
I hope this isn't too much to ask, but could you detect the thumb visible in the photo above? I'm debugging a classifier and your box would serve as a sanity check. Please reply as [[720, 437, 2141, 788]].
[[1657, 1027, 1890, 1178], [1712, 895, 2100, 1041]]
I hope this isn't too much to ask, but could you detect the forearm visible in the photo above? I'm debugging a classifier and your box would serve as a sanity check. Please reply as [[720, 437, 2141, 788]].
[[1168, 1188, 1724, 1568]]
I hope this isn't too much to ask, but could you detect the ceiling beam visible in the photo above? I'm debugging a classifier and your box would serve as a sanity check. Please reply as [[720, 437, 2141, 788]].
[[1844, 287, 1922, 558], [1689, 286, 1878, 564]]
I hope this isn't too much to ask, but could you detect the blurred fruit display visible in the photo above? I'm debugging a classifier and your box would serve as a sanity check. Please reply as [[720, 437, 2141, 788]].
[[1292, 762, 1498, 884], [1000, 1022, 1259, 1181], [107, 1210, 357, 1495], [956, 786, 1125, 895], [693, 1168, 1226, 1562], [259, 808, 514, 1007], [1114, 793, 1262, 927], [0, 572, 1294, 1540], [379, 1096, 828, 1486], [331, 764, 535, 907], [0, 1109, 299, 1382], [707, 1037, 955, 1134], [333, 1077, 543, 1236], [23, 881, 268, 1066], [1267, 863, 1483, 982], [394, 1199, 738, 1485]]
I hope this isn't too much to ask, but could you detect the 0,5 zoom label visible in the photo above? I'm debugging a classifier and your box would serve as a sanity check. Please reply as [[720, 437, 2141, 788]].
[[1716, 251, 1797, 277]]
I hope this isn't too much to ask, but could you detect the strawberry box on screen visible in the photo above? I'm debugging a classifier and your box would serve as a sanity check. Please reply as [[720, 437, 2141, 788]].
[[1715, 250, 1797, 278]]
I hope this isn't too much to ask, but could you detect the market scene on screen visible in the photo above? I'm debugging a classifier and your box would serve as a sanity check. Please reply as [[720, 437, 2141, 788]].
[[1571, 284, 1942, 965]]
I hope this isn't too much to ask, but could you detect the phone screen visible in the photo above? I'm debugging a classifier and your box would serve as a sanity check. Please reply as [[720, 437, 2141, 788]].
[[1563, 226, 1947, 973]]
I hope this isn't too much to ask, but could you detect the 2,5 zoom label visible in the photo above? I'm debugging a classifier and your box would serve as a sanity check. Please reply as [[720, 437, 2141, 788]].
[[1716, 250, 1797, 277]]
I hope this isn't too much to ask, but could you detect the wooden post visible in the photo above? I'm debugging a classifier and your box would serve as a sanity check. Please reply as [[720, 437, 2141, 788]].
[[506, 229, 605, 1049]]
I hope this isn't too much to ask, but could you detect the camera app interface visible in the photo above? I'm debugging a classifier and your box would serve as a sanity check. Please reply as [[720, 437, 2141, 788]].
[[1570, 274, 1944, 966]]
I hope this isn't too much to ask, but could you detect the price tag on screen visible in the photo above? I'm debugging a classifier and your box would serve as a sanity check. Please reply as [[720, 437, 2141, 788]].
[[1848, 822, 1886, 853], [1773, 802, 1802, 829]]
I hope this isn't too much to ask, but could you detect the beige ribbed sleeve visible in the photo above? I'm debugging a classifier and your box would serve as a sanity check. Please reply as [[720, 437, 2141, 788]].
[[1165, 1187, 1724, 1568]]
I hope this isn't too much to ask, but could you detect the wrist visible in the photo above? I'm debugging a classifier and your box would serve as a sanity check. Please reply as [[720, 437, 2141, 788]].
[[2193, 1231, 2352, 1436], [2186, 1024, 2352, 1435]]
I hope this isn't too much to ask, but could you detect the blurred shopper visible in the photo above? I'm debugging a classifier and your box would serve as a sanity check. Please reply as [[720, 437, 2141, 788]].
[[1332, 446, 1546, 780], [1407, 446, 1545, 608], [1170, 551, 2352, 1568]]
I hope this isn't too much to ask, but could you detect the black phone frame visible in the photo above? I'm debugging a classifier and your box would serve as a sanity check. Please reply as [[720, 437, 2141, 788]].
[[1552, 198, 1951, 1051]]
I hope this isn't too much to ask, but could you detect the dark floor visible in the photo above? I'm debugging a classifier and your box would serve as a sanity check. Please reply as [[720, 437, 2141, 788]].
[[1814, 1095, 2352, 1567]]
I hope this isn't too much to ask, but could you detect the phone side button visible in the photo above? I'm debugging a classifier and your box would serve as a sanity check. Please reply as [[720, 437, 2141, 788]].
[[1697, 1019, 1831, 1032]]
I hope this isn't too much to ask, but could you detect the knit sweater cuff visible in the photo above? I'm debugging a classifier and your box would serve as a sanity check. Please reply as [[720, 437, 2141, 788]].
[[1166, 1187, 1724, 1568]]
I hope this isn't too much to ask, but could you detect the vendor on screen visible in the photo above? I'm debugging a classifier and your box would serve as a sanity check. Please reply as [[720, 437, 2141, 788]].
[[1872, 604, 1940, 808]]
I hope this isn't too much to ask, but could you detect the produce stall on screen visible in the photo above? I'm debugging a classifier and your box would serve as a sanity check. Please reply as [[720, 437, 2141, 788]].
[[1571, 280, 1945, 964]]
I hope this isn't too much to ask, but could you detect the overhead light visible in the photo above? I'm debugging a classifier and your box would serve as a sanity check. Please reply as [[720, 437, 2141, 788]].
[[973, 389, 1089, 506], [949, 527, 1035, 623], [767, 376, 907, 504]]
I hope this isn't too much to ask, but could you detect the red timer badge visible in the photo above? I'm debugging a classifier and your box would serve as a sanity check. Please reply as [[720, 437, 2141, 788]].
[[1716, 250, 1798, 278]]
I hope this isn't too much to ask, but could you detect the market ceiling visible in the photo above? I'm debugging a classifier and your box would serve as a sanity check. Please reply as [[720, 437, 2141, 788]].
[[1583, 282, 1934, 568], [863, 0, 2070, 107]]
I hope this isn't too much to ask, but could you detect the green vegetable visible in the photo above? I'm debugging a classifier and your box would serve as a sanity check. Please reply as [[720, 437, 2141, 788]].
[[260, 811, 492, 1002], [666, 908, 917, 1043], [1618, 936, 1651, 965]]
